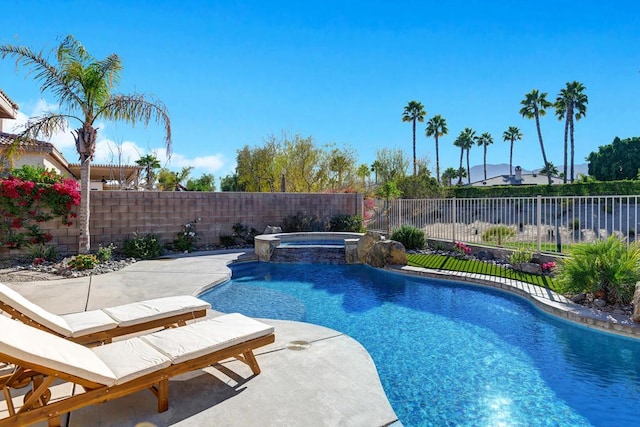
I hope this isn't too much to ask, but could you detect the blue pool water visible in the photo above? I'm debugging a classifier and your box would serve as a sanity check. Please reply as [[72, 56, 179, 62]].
[[201, 262, 640, 426]]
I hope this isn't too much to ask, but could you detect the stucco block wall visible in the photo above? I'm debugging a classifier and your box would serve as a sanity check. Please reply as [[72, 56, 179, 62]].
[[40, 191, 363, 254]]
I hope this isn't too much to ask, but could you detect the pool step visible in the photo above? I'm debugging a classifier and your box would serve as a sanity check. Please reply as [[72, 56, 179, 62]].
[[270, 247, 346, 264]]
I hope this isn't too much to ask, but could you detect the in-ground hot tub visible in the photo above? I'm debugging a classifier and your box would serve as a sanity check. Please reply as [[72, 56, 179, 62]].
[[254, 232, 364, 263]]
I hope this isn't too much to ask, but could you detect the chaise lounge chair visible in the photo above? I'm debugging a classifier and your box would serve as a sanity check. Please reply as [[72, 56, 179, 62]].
[[0, 283, 210, 345], [0, 312, 275, 427]]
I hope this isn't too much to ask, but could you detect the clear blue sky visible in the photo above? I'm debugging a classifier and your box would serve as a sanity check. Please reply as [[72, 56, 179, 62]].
[[2, 0, 639, 182]]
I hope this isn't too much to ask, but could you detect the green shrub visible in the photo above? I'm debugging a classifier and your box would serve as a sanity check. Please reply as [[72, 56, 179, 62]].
[[481, 225, 515, 245], [391, 225, 426, 250], [123, 234, 161, 259], [173, 220, 198, 252], [329, 214, 363, 232], [219, 235, 236, 247], [232, 223, 258, 244], [282, 212, 326, 232], [508, 249, 533, 264], [68, 254, 98, 270], [96, 243, 116, 262], [555, 235, 640, 304]]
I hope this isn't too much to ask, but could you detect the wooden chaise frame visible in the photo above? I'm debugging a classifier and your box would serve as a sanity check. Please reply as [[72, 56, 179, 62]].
[[0, 333, 275, 427], [0, 300, 207, 346]]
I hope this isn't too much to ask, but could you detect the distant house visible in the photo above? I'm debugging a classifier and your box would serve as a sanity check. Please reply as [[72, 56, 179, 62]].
[[469, 166, 562, 186], [1, 88, 142, 190]]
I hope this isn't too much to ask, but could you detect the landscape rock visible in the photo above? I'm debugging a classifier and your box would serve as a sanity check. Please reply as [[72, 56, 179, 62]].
[[513, 262, 542, 275], [366, 240, 407, 268], [571, 293, 587, 303], [357, 231, 384, 263], [632, 283, 640, 323], [476, 250, 495, 261], [263, 226, 282, 234], [594, 299, 607, 308]]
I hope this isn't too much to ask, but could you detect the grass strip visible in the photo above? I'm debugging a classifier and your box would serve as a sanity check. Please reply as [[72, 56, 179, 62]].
[[406, 253, 558, 290]]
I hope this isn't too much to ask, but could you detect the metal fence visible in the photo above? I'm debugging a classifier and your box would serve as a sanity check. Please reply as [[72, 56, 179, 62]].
[[366, 195, 640, 254]]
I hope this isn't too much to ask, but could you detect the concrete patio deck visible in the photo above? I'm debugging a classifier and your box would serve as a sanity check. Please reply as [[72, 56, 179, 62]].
[[1, 252, 400, 427]]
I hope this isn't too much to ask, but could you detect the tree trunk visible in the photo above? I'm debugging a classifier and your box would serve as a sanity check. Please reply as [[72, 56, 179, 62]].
[[509, 139, 514, 176], [483, 145, 487, 180], [79, 158, 91, 253], [458, 147, 464, 185], [435, 135, 440, 184], [535, 112, 552, 185], [412, 119, 417, 176], [569, 105, 575, 182], [563, 116, 569, 183], [466, 149, 471, 184]]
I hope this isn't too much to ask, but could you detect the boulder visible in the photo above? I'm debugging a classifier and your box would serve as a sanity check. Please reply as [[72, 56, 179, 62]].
[[571, 293, 587, 303], [263, 226, 282, 234], [357, 231, 384, 263], [476, 250, 495, 261], [513, 262, 542, 275], [632, 283, 640, 323], [366, 240, 407, 268]]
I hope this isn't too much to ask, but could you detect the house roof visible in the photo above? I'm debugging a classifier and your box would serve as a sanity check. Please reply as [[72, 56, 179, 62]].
[[0, 88, 18, 119], [1, 132, 142, 182], [469, 173, 562, 186]]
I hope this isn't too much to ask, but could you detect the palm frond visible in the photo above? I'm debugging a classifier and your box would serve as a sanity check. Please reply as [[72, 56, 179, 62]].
[[98, 94, 172, 156]]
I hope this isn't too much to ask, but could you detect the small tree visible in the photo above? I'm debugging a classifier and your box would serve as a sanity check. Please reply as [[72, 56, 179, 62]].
[[376, 180, 402, 236]]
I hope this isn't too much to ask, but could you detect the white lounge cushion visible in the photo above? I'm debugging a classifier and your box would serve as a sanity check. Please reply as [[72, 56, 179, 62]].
[[0, 282, 73, 336], [60, 310, 119, 337], [0, 315, 117, 386], [141, 313, 274, 364], [92, 337, 172, 385], [102, 295, 211, 327]]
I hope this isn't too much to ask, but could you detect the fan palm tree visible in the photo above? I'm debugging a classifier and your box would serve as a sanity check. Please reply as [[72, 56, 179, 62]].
[[0, 35, 171, 252], [540, 161, 559, 176], [135, 154, 161, 190], [454, 128, 476, 185], [520, 89, 552, 184], [402, 100, 426, 176], [476, 132, 494, 181], [502, 126, 522, 176], [555, 81, 588, 183], [441, 167, 461, 186], [425, 114, 448, 184]]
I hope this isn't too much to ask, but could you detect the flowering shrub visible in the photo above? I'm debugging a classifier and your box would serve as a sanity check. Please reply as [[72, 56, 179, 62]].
[[173, 219, 199, 252], [96, 243, 116, 262], [68, 254, 98, 270], [0, 166, 80, 249], [453, 241, 471, 255], [541, 261, 556, 274]]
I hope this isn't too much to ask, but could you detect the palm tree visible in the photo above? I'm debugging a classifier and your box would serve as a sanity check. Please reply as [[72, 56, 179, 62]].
[[555, 81, 588, 183], [539, 161, 559, 176], [135, 154, 161, 190], [402, 100, 426, 176], [520, 89, 552, 185], [425, 114, 448, 184], [476, 132, 494, 181], [1, 35, 171, 252], [502, 126, 522, 176], [441, 167, 459, 186], [453, 128, 476, 185]]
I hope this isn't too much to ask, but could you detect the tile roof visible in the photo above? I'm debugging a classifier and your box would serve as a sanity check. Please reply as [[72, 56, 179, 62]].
[[0, 88, 18, 110], [0, 132, 55, 150]]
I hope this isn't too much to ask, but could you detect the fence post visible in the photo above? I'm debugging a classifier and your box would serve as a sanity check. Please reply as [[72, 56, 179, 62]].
[[537, 195, 542, 253], [452, 197, 457, 243]]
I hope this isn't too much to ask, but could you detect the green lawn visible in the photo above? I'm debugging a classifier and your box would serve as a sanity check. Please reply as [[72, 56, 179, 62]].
[[406, 253, 559, 290]]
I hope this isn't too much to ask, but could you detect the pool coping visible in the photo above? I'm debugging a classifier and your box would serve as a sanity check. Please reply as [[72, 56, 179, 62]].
[[389, 264, 640, 339]]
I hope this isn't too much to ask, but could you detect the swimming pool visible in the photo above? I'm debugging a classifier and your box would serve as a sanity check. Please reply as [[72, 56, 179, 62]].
[[201, 262, 640, 426]]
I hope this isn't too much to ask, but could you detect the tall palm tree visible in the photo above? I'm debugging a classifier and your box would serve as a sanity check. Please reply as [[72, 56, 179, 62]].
[[425, 114, 448, 184], [502, 126, 522, 176], [453, 128, 476, 185], [520, 89, 552, 185], [402, 100, 426, 176], [1, 35, 171, 252], [555, 81, 588, 183], [476, 132, 494, 181], [135, 154, 161, 190]]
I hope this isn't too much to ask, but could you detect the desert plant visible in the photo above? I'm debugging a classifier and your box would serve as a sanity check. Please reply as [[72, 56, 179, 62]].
[[123, 234, 161, 259], [27, 244, 58, 262], [391, 225, 425, 250], [329, 214, 363, 232], [555, 235, 640, 304], [481, 225, 515, 245], [96, 243, 116, 262], [232, 223, 258, 244], [68, 254, 98, 270]]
